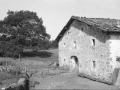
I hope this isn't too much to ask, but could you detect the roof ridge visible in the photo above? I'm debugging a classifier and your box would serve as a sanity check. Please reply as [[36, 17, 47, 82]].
[[55, 16, 120, 42]]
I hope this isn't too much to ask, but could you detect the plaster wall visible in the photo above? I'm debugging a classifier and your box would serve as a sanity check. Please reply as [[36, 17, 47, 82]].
[[59, 20, 115, 84], [109, 34, 120, 68]]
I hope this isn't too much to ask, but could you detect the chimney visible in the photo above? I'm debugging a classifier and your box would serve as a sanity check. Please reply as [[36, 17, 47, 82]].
[[117, 20, 120, 28]]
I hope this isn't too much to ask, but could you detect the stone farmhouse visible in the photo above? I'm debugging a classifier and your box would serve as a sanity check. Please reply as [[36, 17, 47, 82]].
[[55, 16, 120, 85]]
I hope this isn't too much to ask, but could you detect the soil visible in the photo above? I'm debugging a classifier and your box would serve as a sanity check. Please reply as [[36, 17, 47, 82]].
[[30, 64, 120, 90]]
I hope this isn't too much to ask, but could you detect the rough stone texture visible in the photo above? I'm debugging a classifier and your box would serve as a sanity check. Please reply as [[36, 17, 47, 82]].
[[115, 68, 120, 86], [58, 20, 120, 84], [109, 34, 120, 86], [1, 78, 29, 90]]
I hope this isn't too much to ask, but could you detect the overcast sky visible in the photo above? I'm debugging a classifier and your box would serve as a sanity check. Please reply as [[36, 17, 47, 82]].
[[0, 0, 120, 40]]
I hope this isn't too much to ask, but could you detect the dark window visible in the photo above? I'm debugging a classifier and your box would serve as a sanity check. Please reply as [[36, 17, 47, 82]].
[[74, 41, 76, 44], [81, 28, 83, 31], [68, 32, 69, 35], [93, 61, 96, 68], [92, 39, 95, 46], [116, 57, 120, 62], [74, 41, 77, 48], [63, 43, 65, 47]]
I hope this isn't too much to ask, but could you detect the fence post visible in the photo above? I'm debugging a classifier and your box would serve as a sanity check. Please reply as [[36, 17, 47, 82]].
[[18, 54, 21, 78]]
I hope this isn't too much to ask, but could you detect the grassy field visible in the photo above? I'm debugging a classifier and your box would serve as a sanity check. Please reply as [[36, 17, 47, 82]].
[[0, 49, 58, 88]]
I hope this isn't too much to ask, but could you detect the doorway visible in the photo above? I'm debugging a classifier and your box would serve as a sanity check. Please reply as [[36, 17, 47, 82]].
[[70, 56, 79, 74]]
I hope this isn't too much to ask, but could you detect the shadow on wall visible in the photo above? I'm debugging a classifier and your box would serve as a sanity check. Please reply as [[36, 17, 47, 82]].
[[22, 51, 53, 58]]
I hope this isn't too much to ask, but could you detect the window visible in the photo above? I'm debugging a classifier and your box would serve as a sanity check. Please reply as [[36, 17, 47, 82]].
[[63, 43, 65, 47], [67, 32, 70, 38], [73, 41, 77, 48], [81, 28, 83, 31], [68, 32, 69, 35], [92, 39, 95, 46], [93, 61, 96, 68], [116, 56, 120, 62]]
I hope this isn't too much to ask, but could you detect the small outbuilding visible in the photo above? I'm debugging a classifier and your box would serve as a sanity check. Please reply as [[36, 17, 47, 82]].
[[56, 16, 120, 85]]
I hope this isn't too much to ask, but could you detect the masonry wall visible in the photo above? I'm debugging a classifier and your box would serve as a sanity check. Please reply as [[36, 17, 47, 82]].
[[109, 34, 120, 68], [108, 34, 120, 85], [59, 20, 115, 84]]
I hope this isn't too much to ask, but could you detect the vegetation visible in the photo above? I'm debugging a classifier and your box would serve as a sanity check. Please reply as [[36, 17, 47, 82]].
[[0, 60, 24, 86], [0, 10, 51, 58], [49, 40, 58, 49]]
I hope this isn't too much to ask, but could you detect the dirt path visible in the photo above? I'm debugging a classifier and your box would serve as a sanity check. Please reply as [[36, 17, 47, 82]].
[[30, 64, 120, 90]]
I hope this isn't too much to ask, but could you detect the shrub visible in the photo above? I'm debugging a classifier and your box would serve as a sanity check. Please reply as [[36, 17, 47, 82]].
[[0, 41, 23, 58]]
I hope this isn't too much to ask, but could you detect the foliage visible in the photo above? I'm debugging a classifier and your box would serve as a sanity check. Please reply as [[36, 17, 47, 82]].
[[0, 10, 51, 58], [0, 41, 23, 58], [49, 40, 58, 48]]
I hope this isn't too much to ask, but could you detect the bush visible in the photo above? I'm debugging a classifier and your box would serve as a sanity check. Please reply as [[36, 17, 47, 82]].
[[0, 41, 23, 58], [49, 41, 58, 49]]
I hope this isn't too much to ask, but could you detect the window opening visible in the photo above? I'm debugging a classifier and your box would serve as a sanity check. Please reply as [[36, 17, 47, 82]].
[[93, 61, 96, 68], [81, 28, 83, 31], [116, 56, 120, 62], [68, 32, 69, 35], [74, 41, 77, 48], [63, 43, 65, 47], [92, 39, 95, 46]]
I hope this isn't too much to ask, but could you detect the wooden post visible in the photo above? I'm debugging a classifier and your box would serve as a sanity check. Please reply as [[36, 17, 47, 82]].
[[19, 54, 22, 78], [6, 61, 7, 82], [19, 54, 21, 70], [19, 54, 21, 61]]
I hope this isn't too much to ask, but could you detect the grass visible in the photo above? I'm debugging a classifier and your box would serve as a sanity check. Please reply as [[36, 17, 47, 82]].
[[0, 49, 58, 87], [0, 72, 21, 85], [0, 60, 25, 86]]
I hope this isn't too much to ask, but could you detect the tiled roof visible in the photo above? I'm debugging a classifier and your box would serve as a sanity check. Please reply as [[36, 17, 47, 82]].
[[55, 16, 120, 42], [73, 16, 120, 32]]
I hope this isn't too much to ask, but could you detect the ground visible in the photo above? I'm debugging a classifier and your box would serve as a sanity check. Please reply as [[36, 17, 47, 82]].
[[0, 49, 120, 90]]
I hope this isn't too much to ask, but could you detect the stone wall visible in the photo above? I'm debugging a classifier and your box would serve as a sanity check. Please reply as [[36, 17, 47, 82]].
[[109, 34, 120, 69], [109, 34, 120, 85], [59, 20, 116, 84], [1, 78, 29, 90]]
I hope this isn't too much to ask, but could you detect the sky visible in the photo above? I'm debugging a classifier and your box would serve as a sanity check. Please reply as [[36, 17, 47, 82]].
[[0, 0, 120, 40]]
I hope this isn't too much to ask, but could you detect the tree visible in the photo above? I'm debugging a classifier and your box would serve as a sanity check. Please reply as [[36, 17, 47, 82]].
[[0, 10, 51, 58], [49, 40, 58, 49]]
